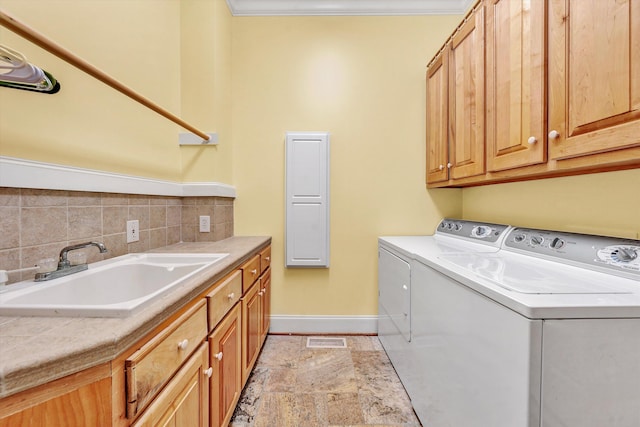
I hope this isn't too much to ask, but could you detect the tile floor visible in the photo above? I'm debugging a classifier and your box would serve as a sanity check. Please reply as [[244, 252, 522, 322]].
[[230, 335, 422, 427]]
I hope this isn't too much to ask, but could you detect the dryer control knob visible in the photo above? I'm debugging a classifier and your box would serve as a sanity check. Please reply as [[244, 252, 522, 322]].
[[514, 234, 526, 243]]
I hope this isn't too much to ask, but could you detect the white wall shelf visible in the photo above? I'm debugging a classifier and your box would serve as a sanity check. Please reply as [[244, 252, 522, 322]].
[[0, 156, 236, 198]]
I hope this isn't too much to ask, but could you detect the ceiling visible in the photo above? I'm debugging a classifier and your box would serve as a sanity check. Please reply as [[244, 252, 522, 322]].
[[225, 0, 474, 16]]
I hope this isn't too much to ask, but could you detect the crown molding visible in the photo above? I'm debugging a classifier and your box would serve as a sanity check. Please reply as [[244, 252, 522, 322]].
[[225, 0, 474, 16]]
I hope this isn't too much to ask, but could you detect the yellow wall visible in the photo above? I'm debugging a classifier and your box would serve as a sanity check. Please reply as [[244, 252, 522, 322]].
[[0, 0, 232, 183], [180, 0, 234, 183], [231, 16, 462, 315], [462, 169, 640, 240]]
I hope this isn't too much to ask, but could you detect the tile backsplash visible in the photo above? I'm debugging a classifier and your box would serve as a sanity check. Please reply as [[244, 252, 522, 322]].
[[0, 187, 234, 284]]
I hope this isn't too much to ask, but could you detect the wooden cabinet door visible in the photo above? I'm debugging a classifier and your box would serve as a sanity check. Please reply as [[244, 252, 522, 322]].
[[209, 304, 242, 427], [260, 268, 271, 345], [448, 6, 485, 180], [426, 49, 450, 184], [241, 280, 262, 384], [132, 343, 209, 427], [548, 0, 640, 160], [0, 364, 111, 427], [486, 0, 546, 171]]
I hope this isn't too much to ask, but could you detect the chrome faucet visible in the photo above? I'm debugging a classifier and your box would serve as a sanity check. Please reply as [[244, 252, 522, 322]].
[[34, 241, 108, 282]]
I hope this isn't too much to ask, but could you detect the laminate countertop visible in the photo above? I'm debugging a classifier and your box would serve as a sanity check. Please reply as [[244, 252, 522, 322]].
[[0, 236, 271, 399]]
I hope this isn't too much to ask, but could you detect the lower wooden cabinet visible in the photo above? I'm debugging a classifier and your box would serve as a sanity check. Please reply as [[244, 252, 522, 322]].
[[209, 303, 242, 427], [241, 266, 272, 384], [125, 300, 208, 419], [241, 279, 263, 384], [0, 244, 272, 427], [132, 343, 210, 427], [0, 363, 112, 427], [260, 268, 271, 346]]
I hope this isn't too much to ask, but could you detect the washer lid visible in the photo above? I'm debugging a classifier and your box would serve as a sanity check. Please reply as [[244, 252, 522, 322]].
[[438, 253, 632, 294]]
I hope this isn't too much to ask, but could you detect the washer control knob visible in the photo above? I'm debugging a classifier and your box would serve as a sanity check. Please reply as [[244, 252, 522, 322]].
[[530, 236, 544, 246], [613, 247, 638, 263], [550, 238, 565, 249], [472, 226, 492, 238], [454, 223, 463, 231]]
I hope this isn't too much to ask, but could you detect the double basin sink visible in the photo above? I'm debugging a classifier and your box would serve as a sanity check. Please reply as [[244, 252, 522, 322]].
[[0, 253, 228, 318]]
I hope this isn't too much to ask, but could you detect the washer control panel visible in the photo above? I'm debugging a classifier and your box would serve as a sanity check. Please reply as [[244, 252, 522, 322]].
[[504, 227, 640, 277], [437, 219, 510, 243]]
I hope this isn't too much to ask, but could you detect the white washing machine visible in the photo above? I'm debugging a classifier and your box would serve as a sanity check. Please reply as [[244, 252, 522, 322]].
[[378, 219, 511, 421], [380, 223, 640, 427]]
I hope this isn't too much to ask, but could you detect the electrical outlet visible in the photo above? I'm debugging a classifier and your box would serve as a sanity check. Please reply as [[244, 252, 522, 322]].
[[199, 215, 211, 233], [127, 220, 139, 243]]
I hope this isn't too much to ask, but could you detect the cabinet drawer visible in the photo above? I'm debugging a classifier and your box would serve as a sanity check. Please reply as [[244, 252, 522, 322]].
[[206, 270, 242, 332], [125, 300, 208, 418], [131, 342, 209, 427], [241, 254, 260, 293], [260, 246, 271, 273]]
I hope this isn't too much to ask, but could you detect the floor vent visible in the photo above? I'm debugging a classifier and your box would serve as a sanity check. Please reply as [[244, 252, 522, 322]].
[[306, 337, 347, 349]]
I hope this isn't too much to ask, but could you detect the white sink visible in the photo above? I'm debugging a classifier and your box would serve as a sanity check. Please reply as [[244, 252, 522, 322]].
[[0, 253, 228, 318]]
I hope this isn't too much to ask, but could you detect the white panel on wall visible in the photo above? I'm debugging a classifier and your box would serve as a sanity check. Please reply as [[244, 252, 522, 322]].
[[285, 132, 330, 267]]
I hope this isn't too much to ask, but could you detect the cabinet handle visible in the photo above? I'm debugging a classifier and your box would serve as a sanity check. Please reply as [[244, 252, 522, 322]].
[[262, 287, 266, 293], [177, 339, 189, 351], [548, 130, 560, 140], [227, 292, 235, 300], [251, 269, 257, 275], [265, 257, 270, 262], [214, 351, 223, 361], [204, 367, 213, 378], [438, 164, 444, 170], [527, 136, 537, 145], [258, 290, 264, 296], [447, 163, 452, 168]]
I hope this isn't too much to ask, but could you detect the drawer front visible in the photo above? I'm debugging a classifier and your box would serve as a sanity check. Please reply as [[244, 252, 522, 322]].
[[241, 254, 261, 293], [260, 246, 271, 273], [206, 270, 242, 332], [126, 300, 208, 418], [131, 342, 209, 427]]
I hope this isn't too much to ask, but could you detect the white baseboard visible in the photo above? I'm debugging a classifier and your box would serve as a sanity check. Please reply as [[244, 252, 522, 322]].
[[269, 315, 378, 335], [0, 156, 236, 198]]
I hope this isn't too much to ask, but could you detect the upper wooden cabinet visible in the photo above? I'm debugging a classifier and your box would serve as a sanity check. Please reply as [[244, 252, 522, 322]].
[[448, 5, 486, 179], [426, 49, 450, 184], [485, 0, 546, 171], [548, 0, 640, 160], [427, 0, 640, 188], [426, 4, 485, 184]]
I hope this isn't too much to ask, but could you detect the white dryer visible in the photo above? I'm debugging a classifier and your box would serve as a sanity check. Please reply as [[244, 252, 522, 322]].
[[378, 218, 511, 421]]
